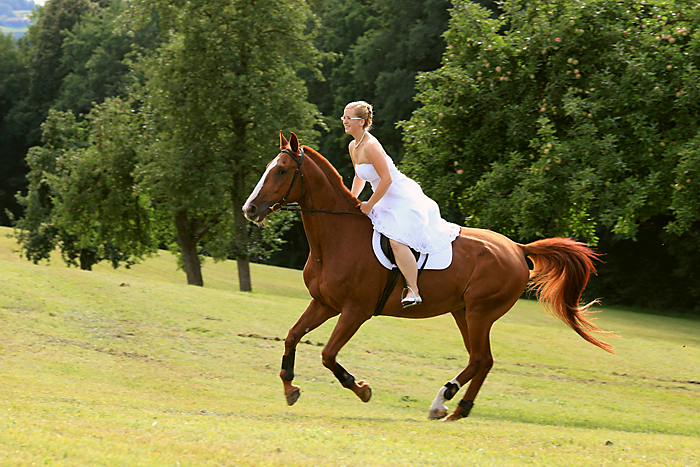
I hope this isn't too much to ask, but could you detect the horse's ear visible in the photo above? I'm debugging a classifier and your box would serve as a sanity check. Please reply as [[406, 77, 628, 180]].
[[290, 132, 299, 153], [280, 131, 289, 149]]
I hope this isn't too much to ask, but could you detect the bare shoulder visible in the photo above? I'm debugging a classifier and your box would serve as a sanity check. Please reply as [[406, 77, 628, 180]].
[[364, 135, 386, 161], [364, 134, 383, 153]]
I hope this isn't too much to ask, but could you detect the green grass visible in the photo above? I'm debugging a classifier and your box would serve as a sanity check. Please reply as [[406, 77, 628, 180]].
[[1, 226, 699, 466]]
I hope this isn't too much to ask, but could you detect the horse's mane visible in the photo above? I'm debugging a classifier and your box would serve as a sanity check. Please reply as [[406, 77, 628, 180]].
[[302, 145, 360, 208]]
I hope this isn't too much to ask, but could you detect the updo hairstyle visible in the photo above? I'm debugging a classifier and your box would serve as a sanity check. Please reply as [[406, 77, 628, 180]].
[[345, 101, 374, 130]]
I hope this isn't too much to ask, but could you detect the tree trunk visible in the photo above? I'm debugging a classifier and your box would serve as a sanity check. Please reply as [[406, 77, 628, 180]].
[[237, 255, 251, 292], [174, 210, 204, 286], [232, 173, 252, 292], [79, 248, 97, 271]]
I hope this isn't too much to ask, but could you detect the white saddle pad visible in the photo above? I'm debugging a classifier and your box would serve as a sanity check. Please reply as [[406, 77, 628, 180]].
[[372, 230, 454, 271]]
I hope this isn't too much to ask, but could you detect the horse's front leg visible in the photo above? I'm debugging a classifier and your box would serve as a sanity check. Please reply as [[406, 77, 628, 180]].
[[321, 309, 373, 403], [281, 299, 338, 405]]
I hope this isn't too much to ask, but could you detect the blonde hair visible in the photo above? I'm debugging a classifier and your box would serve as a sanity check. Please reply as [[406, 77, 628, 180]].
[[345, 101, 374, 130]]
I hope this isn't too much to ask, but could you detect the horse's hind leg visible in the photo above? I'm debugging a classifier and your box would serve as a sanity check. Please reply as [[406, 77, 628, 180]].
[[281, 299, 339, 405], [444, 302, 511, 421], [428, 308, 470, 420]]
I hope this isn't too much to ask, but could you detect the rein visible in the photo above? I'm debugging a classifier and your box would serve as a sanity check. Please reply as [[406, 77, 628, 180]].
[[280, 204, 365, 216]]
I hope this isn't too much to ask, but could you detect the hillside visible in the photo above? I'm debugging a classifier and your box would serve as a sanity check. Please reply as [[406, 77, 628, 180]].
[[0, 9, 31, 37], [1, 226, 699, 466]]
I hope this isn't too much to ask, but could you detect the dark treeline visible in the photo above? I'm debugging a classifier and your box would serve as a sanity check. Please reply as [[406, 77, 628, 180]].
[[1, 0, 698, 314]]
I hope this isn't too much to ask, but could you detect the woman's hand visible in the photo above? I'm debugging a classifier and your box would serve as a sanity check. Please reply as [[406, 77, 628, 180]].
[[360, 201, 373, 215]]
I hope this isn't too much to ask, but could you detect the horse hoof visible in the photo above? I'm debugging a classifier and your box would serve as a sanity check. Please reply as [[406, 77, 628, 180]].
[[362, 386, 372, 403], [428, 408, 447, 420], [356, 381, 372, 403], [286, 387, 301, 406], [444, 412, 463, 422]]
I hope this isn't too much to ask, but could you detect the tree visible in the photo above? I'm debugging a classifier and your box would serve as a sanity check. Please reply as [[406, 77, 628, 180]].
[[9, 0, 161, 266], [126, 0, 323, 289], [307, 0, 451, 178], [50, 97, 158, 262], [401, 0, 700, 311], [2, 0, 121, 226], [21, 0, 100, 145], [14, 103, 153, 270], [53, 0, 159, 116], [0, 31, 29, 225]]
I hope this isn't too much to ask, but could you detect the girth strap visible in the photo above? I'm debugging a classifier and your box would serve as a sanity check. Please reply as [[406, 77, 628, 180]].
[[373, 268, 402, 316], [373, 234, 429, 317]]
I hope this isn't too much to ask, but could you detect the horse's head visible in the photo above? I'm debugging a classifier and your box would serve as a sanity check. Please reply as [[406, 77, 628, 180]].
[[243, 132, 305, 224]]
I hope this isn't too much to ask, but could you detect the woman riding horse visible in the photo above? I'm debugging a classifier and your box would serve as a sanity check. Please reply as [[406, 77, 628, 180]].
[[343, 101, 460, 307], [243, 132, 613, 421]]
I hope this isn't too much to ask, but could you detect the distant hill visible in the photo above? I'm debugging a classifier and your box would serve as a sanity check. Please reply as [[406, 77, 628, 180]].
[[0, 1, 34, 38]]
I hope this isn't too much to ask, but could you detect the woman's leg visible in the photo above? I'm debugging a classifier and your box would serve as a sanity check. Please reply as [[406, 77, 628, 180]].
[[389, 239, 420, 298]]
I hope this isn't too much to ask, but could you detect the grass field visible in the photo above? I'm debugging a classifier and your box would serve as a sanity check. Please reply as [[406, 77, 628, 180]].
[[1, 226, 699, 466]]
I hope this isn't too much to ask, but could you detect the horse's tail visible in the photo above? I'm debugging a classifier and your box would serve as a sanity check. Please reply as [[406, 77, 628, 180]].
[[520, 238, 615, 354]]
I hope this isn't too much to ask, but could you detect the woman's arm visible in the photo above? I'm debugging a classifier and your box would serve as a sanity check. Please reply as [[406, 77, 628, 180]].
[[351, 175, 365, 198], [361, 139, 392, 214]]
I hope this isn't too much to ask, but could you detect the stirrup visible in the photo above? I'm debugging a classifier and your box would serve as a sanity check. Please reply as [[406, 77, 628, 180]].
[[401, 286, 423, 308]]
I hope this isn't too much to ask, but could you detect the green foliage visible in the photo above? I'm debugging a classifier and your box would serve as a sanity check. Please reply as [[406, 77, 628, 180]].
[[1, 0, 124, 226], [50, 97, 158, 260], [123, 0, 323, 286], [667, 134, 700, 234], [307, 0, 451, 181], [22, 0, 99, 143], [403, 0, 700, 244], [14, 105, 155, 270], [54, 0, 159, 116], [14, 110, 88, 266], [0, 31, 28, 224], [401, 0, 700, 310], [8, 0, 319, 287]]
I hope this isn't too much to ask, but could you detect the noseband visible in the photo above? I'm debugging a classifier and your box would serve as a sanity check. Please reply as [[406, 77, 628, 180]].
[[270, 148, 305, 213]]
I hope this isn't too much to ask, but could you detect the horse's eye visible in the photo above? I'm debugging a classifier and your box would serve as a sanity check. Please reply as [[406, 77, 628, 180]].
[[276, 167, 286, 176]]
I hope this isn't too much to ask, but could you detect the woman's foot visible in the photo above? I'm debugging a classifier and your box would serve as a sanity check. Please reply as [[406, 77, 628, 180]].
[[401, 286, 422, 308]]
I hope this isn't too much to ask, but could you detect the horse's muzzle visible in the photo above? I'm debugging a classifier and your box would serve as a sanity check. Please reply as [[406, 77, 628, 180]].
[[243, 202, 271, 223], [243, 202, 259, 222]]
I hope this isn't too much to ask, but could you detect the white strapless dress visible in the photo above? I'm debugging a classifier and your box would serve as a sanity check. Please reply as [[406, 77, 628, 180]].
[[355, 155, 460, 254]]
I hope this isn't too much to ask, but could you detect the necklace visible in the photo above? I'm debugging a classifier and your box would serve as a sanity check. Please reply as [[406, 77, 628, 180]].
[[353, 130, 367, 148]]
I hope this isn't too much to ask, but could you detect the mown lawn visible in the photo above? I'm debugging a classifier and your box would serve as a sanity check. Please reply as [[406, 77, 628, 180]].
[[0, 226, 698, 466]]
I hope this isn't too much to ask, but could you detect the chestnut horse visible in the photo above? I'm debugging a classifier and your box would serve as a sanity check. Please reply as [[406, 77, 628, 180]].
[[243, 132, 613, 421]]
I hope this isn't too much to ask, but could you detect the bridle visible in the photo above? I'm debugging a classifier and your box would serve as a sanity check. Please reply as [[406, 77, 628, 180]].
[[270, 147, 364, 217], [270, 148, 305, 213]]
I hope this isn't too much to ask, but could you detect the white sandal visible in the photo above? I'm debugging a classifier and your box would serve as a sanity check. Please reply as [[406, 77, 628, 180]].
[[401, 286, 423, 308]]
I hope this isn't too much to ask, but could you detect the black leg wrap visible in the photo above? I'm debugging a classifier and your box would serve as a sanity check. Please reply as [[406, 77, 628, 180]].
[[332, 362, 356, 388], [281, 349, 296, 381], [443, 381, 459, 400], [458, 399, 474, 417]]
